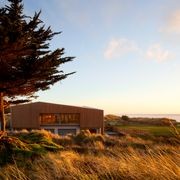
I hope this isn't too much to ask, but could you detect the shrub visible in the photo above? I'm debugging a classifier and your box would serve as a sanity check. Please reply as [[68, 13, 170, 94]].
[[121, 115, 129, 121], [73, 130, 105, 146], [0, 130, 63, 166]]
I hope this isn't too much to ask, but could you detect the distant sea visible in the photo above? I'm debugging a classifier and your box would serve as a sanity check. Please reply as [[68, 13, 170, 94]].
[[120, 114, 180, 122]]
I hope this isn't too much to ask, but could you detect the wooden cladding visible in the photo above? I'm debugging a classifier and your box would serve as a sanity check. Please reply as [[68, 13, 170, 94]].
[[11, 102, 104, 134]]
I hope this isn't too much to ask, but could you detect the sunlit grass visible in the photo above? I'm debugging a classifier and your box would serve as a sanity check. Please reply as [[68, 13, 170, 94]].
[[115, 125, 180, 136], [0, 130, 179, 179]]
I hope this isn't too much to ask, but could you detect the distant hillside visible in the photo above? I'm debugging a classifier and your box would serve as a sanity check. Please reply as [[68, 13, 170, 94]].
[[104, 114, 121, 121], [104, 114, 177, 126]]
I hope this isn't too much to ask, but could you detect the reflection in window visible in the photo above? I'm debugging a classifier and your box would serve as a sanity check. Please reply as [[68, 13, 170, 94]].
[[60, 113, 80, 124], [40, 113, 80, 125], [40, 114, 59, 125]]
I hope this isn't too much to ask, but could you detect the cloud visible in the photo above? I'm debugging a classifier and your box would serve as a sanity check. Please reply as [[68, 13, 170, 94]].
[[104, 39, 174, 62], [146, 44, 173, 62], [161, 10, 180, 34], [104, 38, 140, 59]]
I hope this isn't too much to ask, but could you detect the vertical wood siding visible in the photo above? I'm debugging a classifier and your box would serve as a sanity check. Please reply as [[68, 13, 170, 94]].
[[11, 102, 104, 133]]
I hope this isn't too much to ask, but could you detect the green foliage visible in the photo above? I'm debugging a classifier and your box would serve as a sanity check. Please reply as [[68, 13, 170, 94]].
[[0, 136, 31, 165], [0, 0, 75, 100], [53, 136, 73, 147], [121, 115, 129, 121], [30, 143, 46, 155], [73, 130, 105, 146], [116, 125, 180, 137], [14, 130, 63, 151], [0, 130, 63, 166], [0, 0, 75, 131]]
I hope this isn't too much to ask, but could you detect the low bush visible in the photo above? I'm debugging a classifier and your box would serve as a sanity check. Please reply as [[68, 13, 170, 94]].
[[73, 130, 105, 147], [0, 130, 63, 166]]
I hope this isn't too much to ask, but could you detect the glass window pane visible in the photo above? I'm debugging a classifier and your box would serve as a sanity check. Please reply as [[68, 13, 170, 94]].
[[60, 113, 80, 124], [58, 129, 76, 135], [40, 113, 80, 125], [40, 114, 59, 125]]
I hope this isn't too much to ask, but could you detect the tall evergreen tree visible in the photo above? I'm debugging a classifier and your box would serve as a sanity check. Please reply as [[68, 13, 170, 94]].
[[0, 0, 75, 131]]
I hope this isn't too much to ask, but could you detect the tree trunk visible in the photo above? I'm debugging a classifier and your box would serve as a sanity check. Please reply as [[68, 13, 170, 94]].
[[0, 92, 5, 132]]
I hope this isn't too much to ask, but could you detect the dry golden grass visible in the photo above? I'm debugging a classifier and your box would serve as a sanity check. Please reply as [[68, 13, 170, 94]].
[[1, 147, 179, 180], [0, 130, 179, 180]]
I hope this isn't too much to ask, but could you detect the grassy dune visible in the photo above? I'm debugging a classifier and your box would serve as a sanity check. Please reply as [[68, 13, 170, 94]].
[[0, 130, 179, 180], [105, 114, 180, 138], [115, 125, 180, 137]]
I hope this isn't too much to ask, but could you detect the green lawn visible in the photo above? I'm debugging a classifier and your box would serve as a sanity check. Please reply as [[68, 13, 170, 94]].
[[116, 125, 180, 136]]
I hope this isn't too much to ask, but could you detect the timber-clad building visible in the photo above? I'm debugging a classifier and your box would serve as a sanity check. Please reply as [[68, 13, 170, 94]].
[[11, 102, 104, 135]]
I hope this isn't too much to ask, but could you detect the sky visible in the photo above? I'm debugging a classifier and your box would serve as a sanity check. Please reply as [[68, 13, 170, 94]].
[[1, 0, 180, 115]]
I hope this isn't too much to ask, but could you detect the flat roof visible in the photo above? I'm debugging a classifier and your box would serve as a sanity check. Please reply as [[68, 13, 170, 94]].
[[11, 101, 103, 111]]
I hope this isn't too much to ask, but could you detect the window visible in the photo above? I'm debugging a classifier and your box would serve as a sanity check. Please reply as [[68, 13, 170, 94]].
[[40, 114, 59, 125], [40, 113, 80, 125], [58, 129, 76, 135], [60, 113, 80, 124]]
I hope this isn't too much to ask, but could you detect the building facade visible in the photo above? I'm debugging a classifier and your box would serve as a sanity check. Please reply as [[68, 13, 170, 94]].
[[11, 102, 104, 135]]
